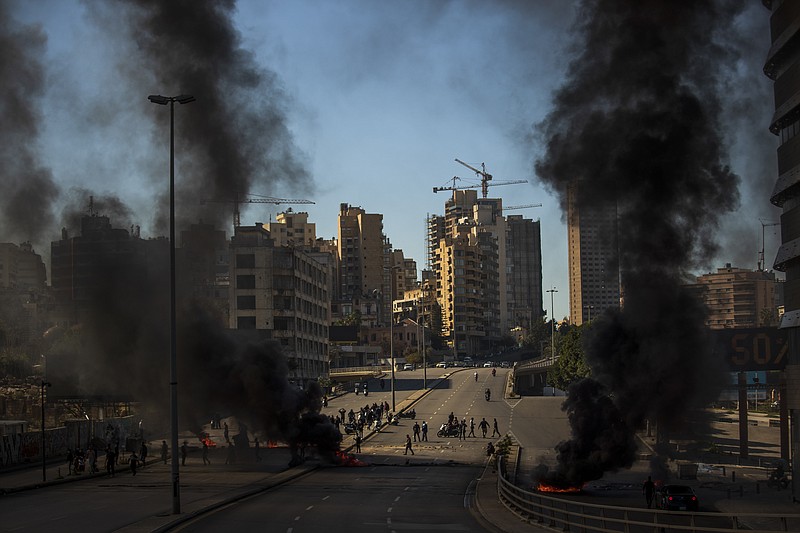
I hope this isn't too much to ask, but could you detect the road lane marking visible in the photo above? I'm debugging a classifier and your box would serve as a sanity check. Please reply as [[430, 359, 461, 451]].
[[306, 505, 314, 510], [322, 495, 330, 500], [394, 496, 401, 502], [387, 507, 393, 512]]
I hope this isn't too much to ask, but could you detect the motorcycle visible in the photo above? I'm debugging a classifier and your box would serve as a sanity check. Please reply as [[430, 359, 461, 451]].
[[767, 469, 790, 490], [491, 368, 496, 377], [474, 372, 478, 382], [437, 423, 460, 438], [398, 409, 416, 419], [343, 422, 358, 435], [485, 389, 491, 401]]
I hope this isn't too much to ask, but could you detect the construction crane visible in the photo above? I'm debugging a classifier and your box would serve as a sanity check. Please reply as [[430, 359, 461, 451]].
[[758, 219, 780, 271], [432, 175, 527, 195], [201, 192, 314, 228], [505, 203, 542, 211], [454, 158, 527, 198]]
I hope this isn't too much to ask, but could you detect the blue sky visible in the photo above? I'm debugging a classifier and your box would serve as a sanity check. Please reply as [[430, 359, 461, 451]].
[[7, 0, 780, 321]]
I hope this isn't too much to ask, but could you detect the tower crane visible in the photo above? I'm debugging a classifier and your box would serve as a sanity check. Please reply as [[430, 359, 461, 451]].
[[201, 192, 314, 228], [454, 158, 528, 198], [505, 203, 542, 211], [758, 219, 780, 271]]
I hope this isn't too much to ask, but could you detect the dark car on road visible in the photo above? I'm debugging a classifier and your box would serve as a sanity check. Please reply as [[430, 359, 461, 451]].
[[656, 485, 699, 511]]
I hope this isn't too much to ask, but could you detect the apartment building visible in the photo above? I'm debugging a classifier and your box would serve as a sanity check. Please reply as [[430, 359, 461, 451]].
[[686, 265, 781, 329], [567, 183, 621, 325], [506, 215, 544, 331], [0, 242, 47, 290], [763, 0, 800, 491], [229, 224, 330, 385]]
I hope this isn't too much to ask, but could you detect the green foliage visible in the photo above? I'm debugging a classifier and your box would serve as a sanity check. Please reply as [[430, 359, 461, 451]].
[[405, 352, 423, 365], [547, 325, 591, 390], [335, 310, 362, 327], [521, 317, 550, 356], [494, 435, 513, 457]]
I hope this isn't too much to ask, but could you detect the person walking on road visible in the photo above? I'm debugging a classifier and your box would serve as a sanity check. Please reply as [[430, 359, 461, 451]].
[[202, 442, 211, 465], [404, 434, 414, 455], [643, 476, 656, 508], [161, 440, 168, 464], [492, 418, 500, 437], [129, 453, 138, 476], [181, 441, 188, 466], [479, 418, 489, 438], [106, 446, 116, 477], [421, 421, 428, 441], [254, 437, 261, 462], [469, 417, 476, 438]]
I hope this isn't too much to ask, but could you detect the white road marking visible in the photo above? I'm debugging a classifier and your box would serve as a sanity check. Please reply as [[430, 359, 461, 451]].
[[322, 495, 330, 501], [306, 505, 314, 511], [387, 507, 393, 513]]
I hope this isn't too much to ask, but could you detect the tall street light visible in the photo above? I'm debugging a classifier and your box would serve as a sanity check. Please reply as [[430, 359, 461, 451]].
[[40, 380, 50, 482], [148, 93, 195, 515], [546, 287, 558, 364]]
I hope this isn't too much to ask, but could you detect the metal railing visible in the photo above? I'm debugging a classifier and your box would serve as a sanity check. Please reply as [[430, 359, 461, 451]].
[[496, 456, 800, 533], [329, 365, 387, 376]]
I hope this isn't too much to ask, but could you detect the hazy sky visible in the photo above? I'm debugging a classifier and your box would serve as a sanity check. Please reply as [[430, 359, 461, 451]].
[[5, 0, 780, 320]]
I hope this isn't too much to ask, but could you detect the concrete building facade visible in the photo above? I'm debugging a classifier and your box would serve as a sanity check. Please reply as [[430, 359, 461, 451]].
[[764, 0, 800, 497], [229, 224, 330, 385], [567, 183, 621, 325], [686, 265, 781, 329]]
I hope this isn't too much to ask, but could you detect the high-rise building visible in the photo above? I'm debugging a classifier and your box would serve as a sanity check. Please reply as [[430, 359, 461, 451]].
[[178, 222, 229, 325], [0, 242, 47, 290], [567, 183, 621, 325], [429, 189, 541, 357], [506, 215, 544, 330], [228, 223, 330, 385], [337, 203, 388, 323], [686, 265, 781, 329], [264, 209, 317, 248], [764, 0, 800, 492]]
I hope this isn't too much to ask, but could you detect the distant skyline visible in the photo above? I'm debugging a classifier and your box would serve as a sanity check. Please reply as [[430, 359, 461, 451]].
[[3, 0, 780, 321]]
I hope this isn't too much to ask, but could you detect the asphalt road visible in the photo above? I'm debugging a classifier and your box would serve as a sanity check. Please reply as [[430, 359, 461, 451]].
[[177, 367, 571, 532]]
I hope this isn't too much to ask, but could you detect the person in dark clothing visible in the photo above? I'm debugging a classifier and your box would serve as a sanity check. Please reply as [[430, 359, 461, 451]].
[[106, 447, 116, 477], [161, 440, 168, 464], [139, 442, 148, 468], [66, 448, 74, 475], [129, 453, 138, 476], [642, 476, 656, 508], [354, 433, 362, 453], [404, 434, 414, 455], [181, 441, 188, 466]]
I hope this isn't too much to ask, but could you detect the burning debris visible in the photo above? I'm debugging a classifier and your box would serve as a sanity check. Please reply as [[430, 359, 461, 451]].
[[532, 0, 749, 487]]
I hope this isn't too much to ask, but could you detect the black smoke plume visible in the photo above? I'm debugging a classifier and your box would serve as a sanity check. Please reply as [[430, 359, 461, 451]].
[[532, 0, 742, 485], [96, 0, 313, 233], [0, 3, 59, 246]]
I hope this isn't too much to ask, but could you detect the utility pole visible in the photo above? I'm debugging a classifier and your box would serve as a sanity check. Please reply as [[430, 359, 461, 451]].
[[546, 287, 558, 364]]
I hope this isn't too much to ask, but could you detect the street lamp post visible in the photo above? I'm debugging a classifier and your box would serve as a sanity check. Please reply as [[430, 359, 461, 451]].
[[584, 305, 594, 324], [546, 287, 558, 364], [148, 93, 195, 515], [41, 380, 51, 482], [390, 305, 396, 412]]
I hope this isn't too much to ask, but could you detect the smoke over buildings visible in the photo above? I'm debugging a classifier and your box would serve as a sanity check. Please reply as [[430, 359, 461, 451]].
[[533, 0, 745, 485], [0, 3, 60, 247]]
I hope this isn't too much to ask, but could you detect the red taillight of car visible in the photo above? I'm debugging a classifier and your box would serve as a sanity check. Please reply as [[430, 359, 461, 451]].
[[668, 496, 674, 501], [691, 496, 697, 501]]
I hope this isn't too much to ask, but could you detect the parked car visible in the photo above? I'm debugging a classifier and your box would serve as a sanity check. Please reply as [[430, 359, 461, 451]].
[[656, 485, 699, 511], [403, 363, 414, 371]]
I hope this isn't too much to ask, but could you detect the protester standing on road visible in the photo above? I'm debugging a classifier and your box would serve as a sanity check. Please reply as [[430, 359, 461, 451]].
[[254, 437, 261, 462], [421, 421, 428, 441], [181, 441, 188, 466], [106, 446, 116, 477], [492, 418, 500, 437], [140, 441, 148, 468], [129, 452, 138, 476], [202, 441, 211, 465], [354, 433, 362, 453], [161, 440, 168, 464], [223, 422, 229, 444], [643, 476, 656, 508], [404, 434, 414, 455], [479, 418, 489, 437], [413, 421, 421, 442]]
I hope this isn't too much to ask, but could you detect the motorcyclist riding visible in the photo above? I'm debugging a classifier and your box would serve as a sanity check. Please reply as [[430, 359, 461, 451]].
[[492, 368, 496, 377], [485, 388, 491, 401], [474, 371, 478, 382]]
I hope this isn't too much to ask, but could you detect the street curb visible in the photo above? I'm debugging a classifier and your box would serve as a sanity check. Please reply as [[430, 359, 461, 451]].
[[119, 463, 320, 533]]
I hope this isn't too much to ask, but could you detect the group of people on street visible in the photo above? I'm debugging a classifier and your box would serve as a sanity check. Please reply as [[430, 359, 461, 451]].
[[442, 412, 501, 440]]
